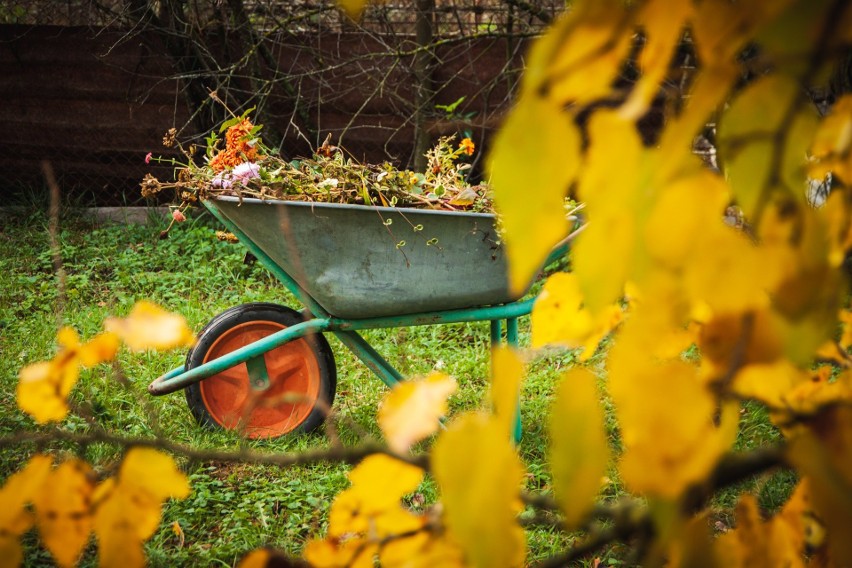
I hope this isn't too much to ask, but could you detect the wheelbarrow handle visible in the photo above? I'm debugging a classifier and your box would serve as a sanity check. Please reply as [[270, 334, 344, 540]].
[[148, 366, 186, 395], [147, 317, 332, 396]]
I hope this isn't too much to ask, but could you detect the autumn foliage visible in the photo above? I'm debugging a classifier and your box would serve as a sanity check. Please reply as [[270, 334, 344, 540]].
[[10, 0, 852, 566]]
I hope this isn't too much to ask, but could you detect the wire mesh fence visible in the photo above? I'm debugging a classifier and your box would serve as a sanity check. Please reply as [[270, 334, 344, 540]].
[[1, 0, 565, 206]]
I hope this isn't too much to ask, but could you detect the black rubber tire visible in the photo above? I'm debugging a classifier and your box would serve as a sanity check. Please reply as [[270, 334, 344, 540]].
[[184, 303, 336, 436]]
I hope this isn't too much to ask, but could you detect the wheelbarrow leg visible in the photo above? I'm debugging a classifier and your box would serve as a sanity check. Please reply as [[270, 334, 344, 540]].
[[245, 356, 271, 391], [506, 317, 523, 444], [490, 319, 503, 345], [491, 317, 523, 445], [333, 330, 404, 389]]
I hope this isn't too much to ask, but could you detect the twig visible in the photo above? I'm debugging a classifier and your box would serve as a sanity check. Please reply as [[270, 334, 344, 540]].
[[0, 429, 429, 471], [530, 444, 788, 566], [42, 161, 66, 328]]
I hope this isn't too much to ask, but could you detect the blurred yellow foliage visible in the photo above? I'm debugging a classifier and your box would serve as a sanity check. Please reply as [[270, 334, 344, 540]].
[[378, 373, 456, 453]]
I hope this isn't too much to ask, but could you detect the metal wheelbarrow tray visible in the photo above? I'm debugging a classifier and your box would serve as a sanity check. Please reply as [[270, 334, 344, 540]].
[[212, 196, 527, 318], [148, 196, 568, 440]]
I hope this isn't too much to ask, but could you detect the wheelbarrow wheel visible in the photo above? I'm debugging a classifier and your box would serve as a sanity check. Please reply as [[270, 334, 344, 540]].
[[184, 303, 336, 438]]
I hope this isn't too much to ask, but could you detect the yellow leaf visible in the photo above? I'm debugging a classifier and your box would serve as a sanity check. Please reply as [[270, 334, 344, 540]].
[[33, 459, 94, 568], [378, 533, 430, 567], [697, 311, 783, 383], [544, 0, 634, 106], [531, 272, 623, 361], [609, 342, 738, 498], [657, 64, 739, 169], [490, 347, 524, 436], [378, 373, 457, 453], [432, 413, 525, 568], [715, 494, 806, 568], [93, 449, 189, 568], [773, 480, 814, 561], [757, 0, 838, 77], [779, 368, 852, 420], [487, 94, 579, 294], [18, 325, 121, 424], [616, 276, 696, 361], [0, 455, 53, 541], [346, 454, 423, 515], [788, 422, 852, 567], [327, 489, 370, 538], [717, 75, 818, 219], [691, 0, 795, 67], [304, 537, 373, 568], [118, 447, 191, 502], [327, 454, 423, 539], [643, 172, 731, 270], [17, 361, 74, 424], [683, 225, 784, 314], [97, 521, 145, 568], [104, 301, 195, 352], [380, 532, 465, 568], [810, 94, 852, 184], [620, 0, 693, 119], [824, 192, 852, 268], [548, 368, 610, 528], [573, 111, 646, 311], [238, 549, 271, 568], [731, 361, 808, 408], [0, 535, 23, 568], [372, 506, 425, 539], [667, 512, 721, 568], [336, 0, 375, 20], [78, 332, 120, 367], [755, 202, 844, 365]]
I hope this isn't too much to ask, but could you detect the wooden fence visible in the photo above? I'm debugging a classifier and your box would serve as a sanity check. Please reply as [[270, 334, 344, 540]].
[[0, 24, 530, 205]]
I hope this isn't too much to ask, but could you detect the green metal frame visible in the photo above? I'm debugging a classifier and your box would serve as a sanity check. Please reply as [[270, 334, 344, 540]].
[[148, 199, 570, 442]]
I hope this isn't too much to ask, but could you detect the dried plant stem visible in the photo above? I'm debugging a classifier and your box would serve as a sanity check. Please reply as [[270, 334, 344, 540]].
[[42, 161, 66, 327]]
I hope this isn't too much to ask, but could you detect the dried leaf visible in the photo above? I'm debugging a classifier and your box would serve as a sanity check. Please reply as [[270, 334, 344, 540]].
[[448, 187, 478, 206]]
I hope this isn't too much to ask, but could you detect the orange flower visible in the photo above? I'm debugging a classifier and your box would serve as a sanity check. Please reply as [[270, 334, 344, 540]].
[[225, 119, 254, 147], [209, 119, 259, 172], [459, 137, 475, 156]]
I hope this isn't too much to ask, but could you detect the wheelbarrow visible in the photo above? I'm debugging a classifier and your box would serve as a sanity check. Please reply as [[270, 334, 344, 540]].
[[148, 195, 570, 440]]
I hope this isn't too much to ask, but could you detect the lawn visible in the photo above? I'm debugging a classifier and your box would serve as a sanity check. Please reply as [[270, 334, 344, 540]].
[[0, 206, 790, 567]]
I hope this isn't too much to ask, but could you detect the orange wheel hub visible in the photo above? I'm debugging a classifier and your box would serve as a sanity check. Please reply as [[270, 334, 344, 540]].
[[199, 320, 322, 438]]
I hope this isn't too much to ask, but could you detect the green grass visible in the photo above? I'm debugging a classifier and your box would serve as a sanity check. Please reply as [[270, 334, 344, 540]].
[[0, 207, 789, 567]]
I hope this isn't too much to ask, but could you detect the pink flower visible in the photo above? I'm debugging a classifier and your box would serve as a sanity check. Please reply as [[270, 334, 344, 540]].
[[232, 162, 261, 183], [145, 152, 153, 164], [212, 173, 233, 189], [172, 209, 186, 223]]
